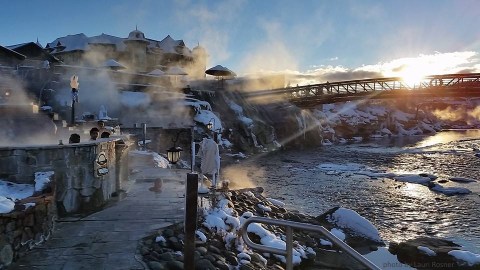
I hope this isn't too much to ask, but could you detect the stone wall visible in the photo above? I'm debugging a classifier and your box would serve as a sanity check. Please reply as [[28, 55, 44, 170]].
[[0, 195, 56, 267], [0, 138, 131, 216]]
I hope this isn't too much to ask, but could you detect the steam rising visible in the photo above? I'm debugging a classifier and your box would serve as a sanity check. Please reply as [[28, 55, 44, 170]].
[[433, 105, 480, 125], [221, 164, 262, 189], [0, 75, 59, 146]]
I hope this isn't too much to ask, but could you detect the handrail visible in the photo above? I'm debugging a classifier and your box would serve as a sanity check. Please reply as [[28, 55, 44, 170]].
[[240, 216, 381, 270]]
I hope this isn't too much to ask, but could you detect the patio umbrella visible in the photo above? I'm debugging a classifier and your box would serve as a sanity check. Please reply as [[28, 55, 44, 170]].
[[147, 69, 165, 76], [103, 59, 126, 71], [205, 65, 236, 78]]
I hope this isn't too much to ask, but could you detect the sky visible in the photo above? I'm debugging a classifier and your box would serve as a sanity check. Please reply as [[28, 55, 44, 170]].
[[1, 0, 479, 84]]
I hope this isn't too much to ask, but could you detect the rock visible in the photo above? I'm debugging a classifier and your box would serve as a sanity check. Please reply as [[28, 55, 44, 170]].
[[147, 261, 165, 270], [0, 241, 13, 266], [196, 246, 208, 255], [240, 263, 256, 270], [209, 238, 224, 250], [204, 254, 216, 263], [158, 252, 174, 262], [140, 246, 150, 256], [389, 237, 463, 269], [215, 260, 230, 270], [224, 252, 239, 266], [208, 245, 222, 255], [195, 258, 216, 270], [250, 253, 266, 266], [165, 260, 184, 270], [270, 264, 285, 270], [163, 229, 174, 238]]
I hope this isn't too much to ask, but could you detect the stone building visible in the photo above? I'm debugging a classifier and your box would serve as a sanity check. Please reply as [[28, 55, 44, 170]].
[[45, 28, 207, 78]]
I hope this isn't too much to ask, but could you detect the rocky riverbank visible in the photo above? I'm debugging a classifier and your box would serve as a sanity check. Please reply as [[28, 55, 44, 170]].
[[138, 187, 385, 270], [138, 185, 480, 270]]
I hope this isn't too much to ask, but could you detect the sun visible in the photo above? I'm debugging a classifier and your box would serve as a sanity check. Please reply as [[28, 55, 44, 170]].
[[398, 66, 428, 87]]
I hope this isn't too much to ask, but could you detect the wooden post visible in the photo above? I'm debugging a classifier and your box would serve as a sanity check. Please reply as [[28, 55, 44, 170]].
[[71, 101, 75, 126], [184, 173, 198, 270]]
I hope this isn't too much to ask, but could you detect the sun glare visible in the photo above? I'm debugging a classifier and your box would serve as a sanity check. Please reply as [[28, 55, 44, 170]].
[[395, 63, 430, 87], [399, 69, 427, 87]]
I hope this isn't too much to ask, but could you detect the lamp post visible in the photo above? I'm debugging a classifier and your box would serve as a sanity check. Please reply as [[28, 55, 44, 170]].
[[166, 127, 195, 172], [70, 75, 79, 126]]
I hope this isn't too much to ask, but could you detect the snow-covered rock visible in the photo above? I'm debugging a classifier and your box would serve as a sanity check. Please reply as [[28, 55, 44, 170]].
[[448, 250, 480, 266], [323, 207, 383, 243]]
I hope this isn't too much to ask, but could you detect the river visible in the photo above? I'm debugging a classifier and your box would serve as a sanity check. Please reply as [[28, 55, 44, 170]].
[[230, 130, 480, 256]]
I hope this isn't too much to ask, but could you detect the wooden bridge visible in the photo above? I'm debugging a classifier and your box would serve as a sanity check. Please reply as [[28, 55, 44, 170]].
[[241, 73, 480, 108]]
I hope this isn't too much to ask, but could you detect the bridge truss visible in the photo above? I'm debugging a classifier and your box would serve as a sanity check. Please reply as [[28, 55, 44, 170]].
[[243, 73, 480, 108]]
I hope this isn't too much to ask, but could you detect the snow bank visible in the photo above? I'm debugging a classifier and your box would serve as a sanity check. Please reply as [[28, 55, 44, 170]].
[[448, 250, 480, 266], [194, 109, 222, 131], [34, 171, 54, 192], [0, 180, 34, 201], [0, 196, 15, 214], [327, 208, 383, 243]]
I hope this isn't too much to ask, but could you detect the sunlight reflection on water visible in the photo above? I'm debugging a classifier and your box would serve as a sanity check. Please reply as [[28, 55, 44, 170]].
[[237, 129, 480, 257]]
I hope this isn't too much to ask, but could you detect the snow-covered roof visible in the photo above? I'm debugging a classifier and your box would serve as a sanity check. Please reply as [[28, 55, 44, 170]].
[[127, 29, 147, 41], [155, 35, 191, 56], [103, 59, 126, 69], [89, 33, 126, 51], [147, 69, 165, 76], [47, 33, 90, 53], [46, 31, 192, 56]]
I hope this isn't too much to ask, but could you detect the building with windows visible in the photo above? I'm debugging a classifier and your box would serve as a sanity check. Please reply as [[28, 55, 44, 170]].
[[45, 28, 207, 78]]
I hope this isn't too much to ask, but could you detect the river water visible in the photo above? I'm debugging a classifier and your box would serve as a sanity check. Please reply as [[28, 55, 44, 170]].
[[234, 130, 480, 255]]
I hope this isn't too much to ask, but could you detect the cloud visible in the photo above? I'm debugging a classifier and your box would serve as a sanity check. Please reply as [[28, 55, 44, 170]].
[[245, 51, 480, 86]]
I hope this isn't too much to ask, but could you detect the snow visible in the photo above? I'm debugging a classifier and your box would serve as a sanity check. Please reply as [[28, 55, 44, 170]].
[[195, 230, 207, 242], [330, 228, 346, 241], [393, 174, 434, 184], [449, 177, 476, 183], [319, 239, 333, 247], [326, 208, 383, 243], [194, 110, 222, 131], [257, 204, 272, 212], [267, 198, 286, 207], [204, 214, 228, 232], [34, 171, 54, 192], [417, 246, 436, 256], [155, 236, 166, 243], [151, 152, 170, 168], [0, 180, 34, 201], [430, 184, 472, 195], [237, 252, 251, 261], [226, 98, 254, 128], [0, 196, 15, 214], [120, 91, 151, 107], [448, 250, 480, 266]]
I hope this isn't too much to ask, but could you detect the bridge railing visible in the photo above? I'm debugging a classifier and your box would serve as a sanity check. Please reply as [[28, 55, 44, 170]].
[[240, 216, 381, 270], [242, 73, 480, 100]]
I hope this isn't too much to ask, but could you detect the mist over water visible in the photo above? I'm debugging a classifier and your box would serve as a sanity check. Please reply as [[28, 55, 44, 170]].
[[232, 130, 480, 254]]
